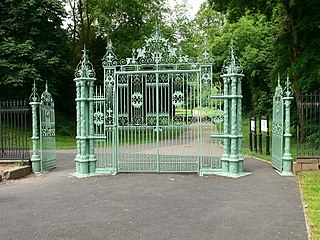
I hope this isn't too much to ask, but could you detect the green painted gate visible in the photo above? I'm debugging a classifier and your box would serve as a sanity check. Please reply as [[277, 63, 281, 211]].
[[271, 77, 294, 175], [93, 30, 221, 174], [30, 82, 56, 173], [39, 85, 56, 171], [272, 80, 284, 171]]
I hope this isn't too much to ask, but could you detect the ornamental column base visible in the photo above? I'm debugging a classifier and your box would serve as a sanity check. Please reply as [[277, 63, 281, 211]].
[[221, 156, 229, 173], [74, 155, 89, 175], [88, 155, 97, 174], [228, 159, 239, 174], [31, 155, 41, 173], [277, 154, 294, 176]]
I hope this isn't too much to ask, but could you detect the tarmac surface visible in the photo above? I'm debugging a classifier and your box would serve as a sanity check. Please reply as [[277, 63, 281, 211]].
[[0, 150, 308, 240]]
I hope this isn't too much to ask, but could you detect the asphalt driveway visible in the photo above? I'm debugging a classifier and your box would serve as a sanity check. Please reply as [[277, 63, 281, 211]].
[[0, 150, 308, 240]]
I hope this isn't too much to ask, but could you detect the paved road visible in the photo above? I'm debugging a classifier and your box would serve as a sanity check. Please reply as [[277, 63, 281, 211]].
[[0, 150, 308, 240]]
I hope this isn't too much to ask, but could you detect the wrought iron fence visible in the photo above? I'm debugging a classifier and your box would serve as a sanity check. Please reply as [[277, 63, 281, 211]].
[[297, 93, 320, 157], [0, 100, 30, 160]]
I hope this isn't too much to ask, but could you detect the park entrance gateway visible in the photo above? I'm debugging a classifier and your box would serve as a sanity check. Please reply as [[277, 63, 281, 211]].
[[74, 29, 250, 177]]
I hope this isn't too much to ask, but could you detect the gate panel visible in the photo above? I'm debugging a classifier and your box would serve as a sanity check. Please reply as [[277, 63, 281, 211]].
[[158, 72, 200, 172], [39, 86, 56, 171], [272, 83, 283, 171], [117, 73, 158, 172]]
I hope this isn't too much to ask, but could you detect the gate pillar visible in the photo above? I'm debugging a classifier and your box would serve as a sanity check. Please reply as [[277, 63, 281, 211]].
[[211, 44, 251, 178], [74, 47, 97, 176], [29, 81, 41, 173], [282, 77, 293, 175]]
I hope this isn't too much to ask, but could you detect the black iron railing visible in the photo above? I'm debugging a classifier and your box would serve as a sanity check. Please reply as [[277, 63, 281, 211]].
[[297, 93, 320, 157], [0, 100, 30, 160]]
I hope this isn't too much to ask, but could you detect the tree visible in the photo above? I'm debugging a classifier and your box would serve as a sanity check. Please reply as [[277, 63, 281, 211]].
[[0, 0, 72, 109], [208, 0, 320, 94], [65, 0, 171, 83]]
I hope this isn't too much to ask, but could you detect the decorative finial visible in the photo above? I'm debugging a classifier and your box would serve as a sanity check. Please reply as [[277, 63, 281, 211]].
[[198, 37, 214, 64], [41, 82, 54, 106], [102, 39, 117, 67], [221, 41, 243, 74], [29, 80, 39, 102], [75, 45, 96, 78], [285, 75, 292, 97]]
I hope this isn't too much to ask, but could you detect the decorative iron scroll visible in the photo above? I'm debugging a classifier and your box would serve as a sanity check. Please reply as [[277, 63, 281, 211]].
[[131, 92, 143, 108], [172, 91, 184, 107], [41, 125, 55, 137], [40, 83, 54, 107], [94, 111, 104, 126], [102, 40, 118, 67], [197, 38, 214, 64], [75, 46, 96, 78]]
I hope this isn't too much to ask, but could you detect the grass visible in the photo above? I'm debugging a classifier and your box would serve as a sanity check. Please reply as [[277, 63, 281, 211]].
[[242, 116, 272, 162], [56, 135, 76, 149], [298, 172, 320, 240]]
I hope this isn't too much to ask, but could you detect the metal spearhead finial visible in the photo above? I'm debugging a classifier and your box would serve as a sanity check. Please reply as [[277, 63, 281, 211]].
[[197, 37, 213, 64], [102, 39, 117, 67], [29, 80, 39, 102], [221, 41, 243, 74], [285, 75, 292, 97], [74, 45, 96, 78]]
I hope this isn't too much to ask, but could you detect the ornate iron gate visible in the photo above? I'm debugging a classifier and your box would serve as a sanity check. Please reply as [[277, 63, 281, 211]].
[[95, 30, 220, 174], [111, 71, 209, 173], [30, 82, 56, 173], [272, 80, 284, 171], [74, 29, 249, 177], [272, 77, 294, 175], [39, 85, 56, 171]]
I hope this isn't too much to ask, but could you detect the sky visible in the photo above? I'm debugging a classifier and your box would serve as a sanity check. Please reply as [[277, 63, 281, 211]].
[[168, 0, 206, 18]]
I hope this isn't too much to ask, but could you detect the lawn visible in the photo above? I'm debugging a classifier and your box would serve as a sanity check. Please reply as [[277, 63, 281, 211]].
[[298, 172, 320, 240]]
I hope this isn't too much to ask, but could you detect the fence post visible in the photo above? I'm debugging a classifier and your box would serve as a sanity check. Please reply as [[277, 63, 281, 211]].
[[29, 81, 41, 173], [258, 115, 262, 154], [253, 116, 257, 152], [282, 76, 294, 175], [266, 115, 270, 155], [249, 117, 253, 151]]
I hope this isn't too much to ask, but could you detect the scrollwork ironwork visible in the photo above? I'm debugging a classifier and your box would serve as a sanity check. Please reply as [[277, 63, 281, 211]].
[[75, 46, 96, 78], [221, 43, 243, 75], [131, 92, 143, 108]]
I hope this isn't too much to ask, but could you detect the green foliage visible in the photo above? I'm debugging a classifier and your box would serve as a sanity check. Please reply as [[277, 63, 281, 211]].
[[208, 13, 275, 114], [0, 0, 72, 103], [67, 0, 169, 77], [55, 112, 76, 136], [208, 0, 320, 96]]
